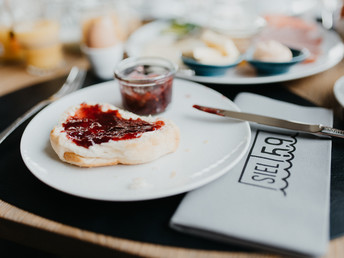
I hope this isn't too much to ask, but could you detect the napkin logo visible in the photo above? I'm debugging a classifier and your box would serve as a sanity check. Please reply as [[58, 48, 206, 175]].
[[238, 130, 297, 196]]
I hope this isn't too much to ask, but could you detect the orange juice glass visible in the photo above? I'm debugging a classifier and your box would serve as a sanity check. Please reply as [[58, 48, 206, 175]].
[[0, 25, 24, 63]]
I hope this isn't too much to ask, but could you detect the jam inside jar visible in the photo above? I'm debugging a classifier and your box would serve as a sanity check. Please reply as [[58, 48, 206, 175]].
[[115, 57, 177, 116]]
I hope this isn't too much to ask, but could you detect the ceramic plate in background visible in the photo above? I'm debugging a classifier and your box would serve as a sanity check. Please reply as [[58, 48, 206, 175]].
[[126, 20, 344, 85]]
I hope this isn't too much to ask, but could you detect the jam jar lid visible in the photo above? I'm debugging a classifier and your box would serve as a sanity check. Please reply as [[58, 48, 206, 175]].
[[114, 56, 178, 87]]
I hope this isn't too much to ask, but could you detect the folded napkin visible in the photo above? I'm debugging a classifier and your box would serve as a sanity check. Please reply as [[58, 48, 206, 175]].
[[170, 92, 332, 257]]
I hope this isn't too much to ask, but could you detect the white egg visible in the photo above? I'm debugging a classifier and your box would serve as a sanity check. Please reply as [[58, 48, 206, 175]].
[[86, 16, 118, 48]]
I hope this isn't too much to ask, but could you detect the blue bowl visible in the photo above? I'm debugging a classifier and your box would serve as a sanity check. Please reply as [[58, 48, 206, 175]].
[[247, 48, 309, 75], [182, 55, 242, 76]]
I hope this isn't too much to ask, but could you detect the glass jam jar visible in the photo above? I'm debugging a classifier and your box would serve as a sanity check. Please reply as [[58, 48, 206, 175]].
[[114, 56, 177, 115]]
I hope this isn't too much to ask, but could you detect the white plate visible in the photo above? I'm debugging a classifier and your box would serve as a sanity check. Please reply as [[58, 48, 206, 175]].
[[257, 0, 317, 16], [126, 20, 344, 85], [334, 76, 344, 108], [20, 79, 251, 201], [134, 0, 315, 22]]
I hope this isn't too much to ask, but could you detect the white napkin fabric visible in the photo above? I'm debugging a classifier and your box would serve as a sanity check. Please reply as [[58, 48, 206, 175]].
[[170, 92, 332, 257]]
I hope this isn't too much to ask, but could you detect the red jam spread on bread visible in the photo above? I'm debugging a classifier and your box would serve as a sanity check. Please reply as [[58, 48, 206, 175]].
[[62, 103, 165, 148]]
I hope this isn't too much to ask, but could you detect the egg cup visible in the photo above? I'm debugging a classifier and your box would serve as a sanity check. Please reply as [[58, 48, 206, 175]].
[[81, 43, 124, 80]]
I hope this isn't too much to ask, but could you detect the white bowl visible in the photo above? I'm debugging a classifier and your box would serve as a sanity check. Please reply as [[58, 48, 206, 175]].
[[81, 43, 124, 80]]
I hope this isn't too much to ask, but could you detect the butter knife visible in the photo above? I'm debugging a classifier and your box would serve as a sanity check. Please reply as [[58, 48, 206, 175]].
[[193, 104, 344, 139]]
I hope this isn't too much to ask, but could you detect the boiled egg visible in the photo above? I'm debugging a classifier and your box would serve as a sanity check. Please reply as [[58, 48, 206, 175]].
[[85, 15, 118, 48]]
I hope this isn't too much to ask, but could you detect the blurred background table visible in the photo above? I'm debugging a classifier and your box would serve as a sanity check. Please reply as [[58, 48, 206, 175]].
[[0, 49, 89, 97]]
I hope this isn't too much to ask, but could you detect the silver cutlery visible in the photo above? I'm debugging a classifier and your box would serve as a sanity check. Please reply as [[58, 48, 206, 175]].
[[0, 66, 86, 144], [193, 104, 344, 139]]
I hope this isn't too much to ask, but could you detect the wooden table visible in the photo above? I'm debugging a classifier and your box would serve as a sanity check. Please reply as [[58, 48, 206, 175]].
[[1, 49, 344, 258]]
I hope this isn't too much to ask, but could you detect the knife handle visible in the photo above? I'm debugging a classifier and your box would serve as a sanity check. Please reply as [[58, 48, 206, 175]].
[[319, 126, 344, 138]]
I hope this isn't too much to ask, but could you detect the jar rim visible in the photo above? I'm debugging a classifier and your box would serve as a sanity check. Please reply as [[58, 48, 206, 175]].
[[114, 56, 178, 84]]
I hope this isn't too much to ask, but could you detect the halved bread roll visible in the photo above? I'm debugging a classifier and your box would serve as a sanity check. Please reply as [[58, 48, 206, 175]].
[[50, 103, 180, 167]]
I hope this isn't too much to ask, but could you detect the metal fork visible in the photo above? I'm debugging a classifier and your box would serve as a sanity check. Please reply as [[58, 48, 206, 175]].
[[0, 66, 86, 144]]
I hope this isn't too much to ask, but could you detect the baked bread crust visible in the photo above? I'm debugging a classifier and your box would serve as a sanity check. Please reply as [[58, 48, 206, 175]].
[[50, 103, 180, 167]]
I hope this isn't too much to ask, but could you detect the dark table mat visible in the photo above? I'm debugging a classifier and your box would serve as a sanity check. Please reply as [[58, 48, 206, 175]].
[[0, 72, 343, 253]]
